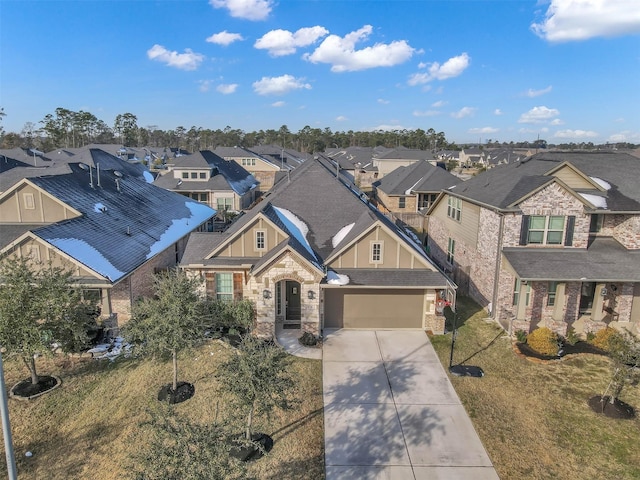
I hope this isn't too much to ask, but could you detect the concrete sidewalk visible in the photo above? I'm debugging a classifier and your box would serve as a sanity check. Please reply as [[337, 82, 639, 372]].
[[322, 329, 499, 480]]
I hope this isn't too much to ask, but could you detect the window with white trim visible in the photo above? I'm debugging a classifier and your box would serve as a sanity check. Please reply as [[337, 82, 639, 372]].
[[446, 237, 455, 264], [23, 193, 35, 210], [255, 230, 265, 250], [215, 273, 233, 301], [371, 241, 383, 263], [27, 245, 40, 261], [447, 196, 461, 221], [528, 215, 565, 245], [181, 172, 189, 179], [398, 197, 406, 209], [513, 279, 531, 306], [547, 281, 558, 306], [216, 197, 233, 211]]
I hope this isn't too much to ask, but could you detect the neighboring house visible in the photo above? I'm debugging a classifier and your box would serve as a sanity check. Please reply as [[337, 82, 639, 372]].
[[374, 160, 462, 215], [458, 147, 486, 167], [181, 156, 455, 338], [153, 150, 258, 213], [426, 151, 640, 337], [373, 148, 438, 177], [0, 159, 215, 327], [326, 147, 379, 190], [249, 145, 307, 170], [214, 146, 280, 194]]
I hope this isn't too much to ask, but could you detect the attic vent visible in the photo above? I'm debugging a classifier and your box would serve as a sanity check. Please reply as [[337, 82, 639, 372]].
[[114, 170, 124, 178], [78, 163, 89, 170]]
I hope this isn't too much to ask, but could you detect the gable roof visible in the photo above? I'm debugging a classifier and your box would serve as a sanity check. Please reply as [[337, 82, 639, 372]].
[[154, 150, 258, 196], [182, 156, 449, 286], [374, 160, 461, 196], [376, 148, 436, 161], [4, 163, 215, 282], [445, 152, 640, 212]]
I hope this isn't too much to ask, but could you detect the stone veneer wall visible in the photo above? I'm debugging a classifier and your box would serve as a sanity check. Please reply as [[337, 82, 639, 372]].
[[375, 190, 418, 214], [601, 215, 640, 249], [249, 252, 322, 338]]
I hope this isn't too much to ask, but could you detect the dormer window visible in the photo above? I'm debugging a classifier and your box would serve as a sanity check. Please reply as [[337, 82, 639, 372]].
[[199, 172, 207, 179], [181, 172, 189, 179]]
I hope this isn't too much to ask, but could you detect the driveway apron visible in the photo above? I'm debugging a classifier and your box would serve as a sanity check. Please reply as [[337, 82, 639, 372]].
[[323, 329, 499, 480]]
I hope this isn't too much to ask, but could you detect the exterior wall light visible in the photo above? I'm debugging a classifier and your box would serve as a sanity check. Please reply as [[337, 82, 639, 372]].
[[307, 290, 316, 300], [263, 289, 272, 299]]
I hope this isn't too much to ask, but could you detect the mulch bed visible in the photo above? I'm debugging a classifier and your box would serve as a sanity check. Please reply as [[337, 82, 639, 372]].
[[157, 381, 195, 404], [11, 375, 61, 399], [515, 341, 607, 362], [588, 395, 636, 419], [228, 433, 274, 462]]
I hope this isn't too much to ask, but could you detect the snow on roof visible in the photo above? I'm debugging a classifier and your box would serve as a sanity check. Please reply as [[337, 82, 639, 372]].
[[273, 206, 318, 261], [143, 170, 155, 183], [93, 203, 106, 213], [332, 223, 355, 248], [327, 271, 350, 285], [405, 177, 423, 196], [590, 176, 611, 190], [47, 238, 126, 281], [579, 193, 608, 209], [146, 201, 215, 259]]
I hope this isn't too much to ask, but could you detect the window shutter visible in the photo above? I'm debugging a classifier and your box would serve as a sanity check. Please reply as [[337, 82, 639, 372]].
[[564, 216, 575, 246], [233, 273, 243, 300], [519, 215, 530, 245]]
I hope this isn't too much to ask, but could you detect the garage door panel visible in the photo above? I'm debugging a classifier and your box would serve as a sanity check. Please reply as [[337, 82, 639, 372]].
[[325, 289, 424, 329]]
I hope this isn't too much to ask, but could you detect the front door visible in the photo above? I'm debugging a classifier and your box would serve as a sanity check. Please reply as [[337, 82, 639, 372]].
[[285, 280, 301, 324], [580, 282, 596, 313]]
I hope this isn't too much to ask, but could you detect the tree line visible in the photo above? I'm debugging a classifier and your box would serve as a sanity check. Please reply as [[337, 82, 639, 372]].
[[1, 106, 636, 153]]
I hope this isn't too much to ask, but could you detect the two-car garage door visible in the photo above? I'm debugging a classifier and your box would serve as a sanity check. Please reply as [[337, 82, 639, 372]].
[[324, 288, 425, 329]]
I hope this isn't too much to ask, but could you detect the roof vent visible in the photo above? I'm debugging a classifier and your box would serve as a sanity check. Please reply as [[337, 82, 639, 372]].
[[114, 170, 124, 178], [78, 163, 89, 170]]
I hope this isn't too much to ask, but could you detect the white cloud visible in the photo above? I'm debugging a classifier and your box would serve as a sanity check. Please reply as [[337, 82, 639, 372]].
[[255, 26, 328, 56], [408, 53, 470, 85], [554, 129, 599, 139], [518, 106, 560, 123], [198, 80, 212, 92], [303, 25, 415, 72], [531, 0, 640, 42], [494, 109, 503, 115], [451, 107, 476, 119], [336, 115, 347, 121], [209, 0, 273, 21], [217, 83, 238, 94], [413, 110, 441, 117], [469, 127, 500, 134], [271, 101, 285, 107], [431, 100, 447, 108], [206, 31, 244, 46], [252, 74, 311, 95], [525, 85, 553, 97], [377, 98, 390, 105], [550, 118, 565, 125], [147, 44, 204, 71], [609, 130, 640, 142]]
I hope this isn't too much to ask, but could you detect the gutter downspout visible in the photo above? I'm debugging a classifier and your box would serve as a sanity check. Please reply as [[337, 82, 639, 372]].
[[491, 213, 505, 328]]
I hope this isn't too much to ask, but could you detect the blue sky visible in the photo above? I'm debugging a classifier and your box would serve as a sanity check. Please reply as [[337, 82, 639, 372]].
[[2, 0, 639, 144]]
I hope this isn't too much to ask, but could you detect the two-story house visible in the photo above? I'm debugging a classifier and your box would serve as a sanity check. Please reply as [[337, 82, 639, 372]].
[[427, 152, 640, 336], [373, 148, 438, 177], [0, 157, 214, 328], [153, 150, 258, 214], [214, 146, 280, 194], [180, 156, 455, 338]]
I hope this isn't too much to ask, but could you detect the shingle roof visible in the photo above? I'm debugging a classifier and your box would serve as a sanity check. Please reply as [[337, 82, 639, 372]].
[[376, 148, 437, 161], [26, 163, 215, 282], [503, 237, 640, 282], [449, 151, 640, 211], [323, 268, 451, 287], [374, 160, 460, 195], [0, 224, 41, 250]]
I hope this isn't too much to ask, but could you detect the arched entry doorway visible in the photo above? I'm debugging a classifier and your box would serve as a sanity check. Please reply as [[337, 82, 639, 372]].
[[276, 280, 301, 328]]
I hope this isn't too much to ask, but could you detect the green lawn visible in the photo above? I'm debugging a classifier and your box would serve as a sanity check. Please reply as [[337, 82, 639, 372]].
[[430, 297, 640, 480], [1, 340, 324, 479]]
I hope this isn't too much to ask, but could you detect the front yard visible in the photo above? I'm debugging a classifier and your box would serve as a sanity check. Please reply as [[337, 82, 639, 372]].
[[1, 340, 324, 479], [430, 297, 640, 480]]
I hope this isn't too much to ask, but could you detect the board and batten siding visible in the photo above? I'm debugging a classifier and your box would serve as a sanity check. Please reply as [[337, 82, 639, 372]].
[[222, 218, 283, 257], [0, 184, 78, 224], [550, 166, 598, 190]]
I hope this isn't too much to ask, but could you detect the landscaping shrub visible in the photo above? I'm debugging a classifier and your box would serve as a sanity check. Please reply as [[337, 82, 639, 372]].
[[586, 331, 596, 342], [515, 329, 528, 343], [299, 331, 318, 347], [590, 327, 618, 352], [564, 326, 581, 346], [526, 327, 560, 356]]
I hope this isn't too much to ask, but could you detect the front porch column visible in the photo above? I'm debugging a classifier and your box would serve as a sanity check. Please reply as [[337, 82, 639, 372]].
[[516, 282, 528, 320], [552, 283, 566, 322], [591, 283, 607, 321]]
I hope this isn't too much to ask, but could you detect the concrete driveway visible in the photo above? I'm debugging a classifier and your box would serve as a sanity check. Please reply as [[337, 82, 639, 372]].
[[323, 329, 499, 480]]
